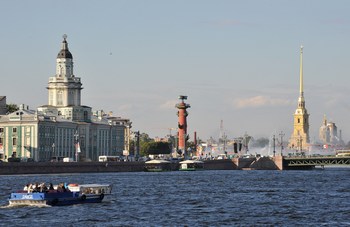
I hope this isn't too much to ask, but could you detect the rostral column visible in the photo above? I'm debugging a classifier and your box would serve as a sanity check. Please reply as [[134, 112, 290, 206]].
[[175, 95, 191, 153]]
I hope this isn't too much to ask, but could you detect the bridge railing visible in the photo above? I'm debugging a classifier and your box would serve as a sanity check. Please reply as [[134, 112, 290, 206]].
[[284, 156, 350, 166]]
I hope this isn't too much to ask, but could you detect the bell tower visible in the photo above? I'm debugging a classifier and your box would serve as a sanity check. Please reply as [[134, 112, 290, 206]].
[[289, 46, 310, 151]]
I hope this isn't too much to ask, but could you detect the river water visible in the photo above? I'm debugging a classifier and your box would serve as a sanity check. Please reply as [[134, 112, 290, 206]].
[[0, 168, 349, 226]]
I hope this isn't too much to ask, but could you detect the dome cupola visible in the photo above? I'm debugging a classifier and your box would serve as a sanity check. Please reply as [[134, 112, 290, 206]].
[[57, 34, 73, 59]]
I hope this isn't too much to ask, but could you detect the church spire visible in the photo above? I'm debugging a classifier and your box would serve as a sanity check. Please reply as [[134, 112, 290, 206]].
[[299, 45, 303, 97], [288, 45, 310, 150], [298, 45, 305, 108]]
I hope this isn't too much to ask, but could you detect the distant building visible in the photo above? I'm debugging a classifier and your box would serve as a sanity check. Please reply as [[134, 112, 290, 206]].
[[154, 137, 169, 143], [319, 115, 330, 144], [0, 35, 131, 162], [319, 115, 343, 146], [288, 46, 310, 151], [0, 96, 6, 115]]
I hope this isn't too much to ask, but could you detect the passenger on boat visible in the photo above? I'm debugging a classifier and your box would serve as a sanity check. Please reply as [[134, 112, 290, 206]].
[[23, 184, 29, 191], [39, 183, 48, 192], [56, 183, 64, 192], [31, 182, 38, 192], [57, 183, 70, 192], [49, 183, 54, 190], [27, 184, 33, 193]]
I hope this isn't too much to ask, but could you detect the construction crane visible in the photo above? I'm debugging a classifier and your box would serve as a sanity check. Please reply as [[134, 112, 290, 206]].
[[168, 127, 176, 137]]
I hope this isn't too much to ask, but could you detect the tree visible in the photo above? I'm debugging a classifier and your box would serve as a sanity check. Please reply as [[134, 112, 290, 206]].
[[140, 141, 151, 156], [139, 132, 152, 143], [143, 141, 171, 155], [128, 132, 153, 156], [6, 104, 18, 113]]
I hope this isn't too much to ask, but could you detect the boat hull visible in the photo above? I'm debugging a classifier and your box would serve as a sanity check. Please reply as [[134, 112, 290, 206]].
[[9, 191, 105, 206]]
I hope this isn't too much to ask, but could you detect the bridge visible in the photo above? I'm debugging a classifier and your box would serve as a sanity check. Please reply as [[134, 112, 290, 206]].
[[283, 156, 350, 169]]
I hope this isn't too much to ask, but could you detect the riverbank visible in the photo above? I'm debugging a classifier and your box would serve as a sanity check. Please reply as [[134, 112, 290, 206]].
[[0, 157, 283, 175]]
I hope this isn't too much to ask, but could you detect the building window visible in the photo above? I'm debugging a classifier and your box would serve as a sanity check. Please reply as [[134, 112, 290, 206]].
[[297, 118, 300, 123], [57, 91, 63, 105], [12, 138, 17, 146], [0, 128, 3, 133], [84, 111, 88, 121], [12, 128, 17, 133]]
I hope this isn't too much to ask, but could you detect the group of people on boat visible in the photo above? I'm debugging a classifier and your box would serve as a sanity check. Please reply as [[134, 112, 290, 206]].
[[23, 182, 69, 193]]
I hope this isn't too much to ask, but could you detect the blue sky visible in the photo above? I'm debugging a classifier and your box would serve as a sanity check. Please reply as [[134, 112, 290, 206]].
[[1, 0, 350, 143]]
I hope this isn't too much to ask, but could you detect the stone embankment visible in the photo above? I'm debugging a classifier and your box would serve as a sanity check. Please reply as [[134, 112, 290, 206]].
[[0, 157, 283, 175]]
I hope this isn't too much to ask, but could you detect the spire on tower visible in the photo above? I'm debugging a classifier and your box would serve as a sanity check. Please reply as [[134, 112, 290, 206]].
[[289, 45, 310, 149], [299, 45, 304, 97], [297, 45, 305, 108]]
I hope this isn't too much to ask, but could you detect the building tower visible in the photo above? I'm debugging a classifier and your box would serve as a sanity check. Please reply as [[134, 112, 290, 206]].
[[38, 34, 91, 122], [175, 95, 191, 153], [319, 114, 330, 144], [49, 34, 81, 107], [289, 46, 310, 151]]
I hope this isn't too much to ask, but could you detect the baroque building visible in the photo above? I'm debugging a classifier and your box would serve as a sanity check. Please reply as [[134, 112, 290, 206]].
[[288, 46, 310, 151], [0, 35, 131, 162]]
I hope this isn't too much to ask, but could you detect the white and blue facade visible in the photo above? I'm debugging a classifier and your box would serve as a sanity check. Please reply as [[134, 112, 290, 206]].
[[0, 36, 131, 161]]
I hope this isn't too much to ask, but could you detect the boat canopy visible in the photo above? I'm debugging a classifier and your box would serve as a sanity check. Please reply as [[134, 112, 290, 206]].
[[67, 184, 112, 195], [179, 160, 204, 164], [145, 159, 171, 164]]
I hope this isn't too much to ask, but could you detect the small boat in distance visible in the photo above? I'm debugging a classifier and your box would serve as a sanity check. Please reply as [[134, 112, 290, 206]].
[[9, 183, 112, 206], [144, 159, 172, 172], [179, 160, 204, 171]]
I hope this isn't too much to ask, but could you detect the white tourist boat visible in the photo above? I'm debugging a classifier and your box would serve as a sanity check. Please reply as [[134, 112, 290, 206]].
[[179, 160, 204, 171], [144, 159, 172, 172]]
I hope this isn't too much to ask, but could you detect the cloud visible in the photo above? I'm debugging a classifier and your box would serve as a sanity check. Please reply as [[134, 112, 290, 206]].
[[233, 95, 291, 109]]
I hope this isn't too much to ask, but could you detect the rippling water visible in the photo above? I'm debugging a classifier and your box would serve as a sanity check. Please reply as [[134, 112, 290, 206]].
[[0, 168, 349, 226]]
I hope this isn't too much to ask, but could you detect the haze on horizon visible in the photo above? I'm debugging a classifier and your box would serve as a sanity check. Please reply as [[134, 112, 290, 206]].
[[1, 1, 350, 143]]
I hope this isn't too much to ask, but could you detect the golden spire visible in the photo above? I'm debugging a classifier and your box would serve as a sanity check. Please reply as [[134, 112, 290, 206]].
[[299, 45, 304, 97], [297, 45, 305, 108]]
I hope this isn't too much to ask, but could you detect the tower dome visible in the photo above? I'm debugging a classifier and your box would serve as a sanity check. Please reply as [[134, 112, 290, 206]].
[[57, 34, 73, 59]]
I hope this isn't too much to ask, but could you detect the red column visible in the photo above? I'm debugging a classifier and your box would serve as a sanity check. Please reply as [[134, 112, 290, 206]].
[[176, 96, 190, 151]]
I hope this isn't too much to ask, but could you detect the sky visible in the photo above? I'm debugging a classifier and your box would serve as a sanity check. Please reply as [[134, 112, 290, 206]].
[[1, 0, 350, 143]]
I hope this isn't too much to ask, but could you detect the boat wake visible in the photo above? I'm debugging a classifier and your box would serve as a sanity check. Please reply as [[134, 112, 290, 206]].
[[1, 203, 51, 208]]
